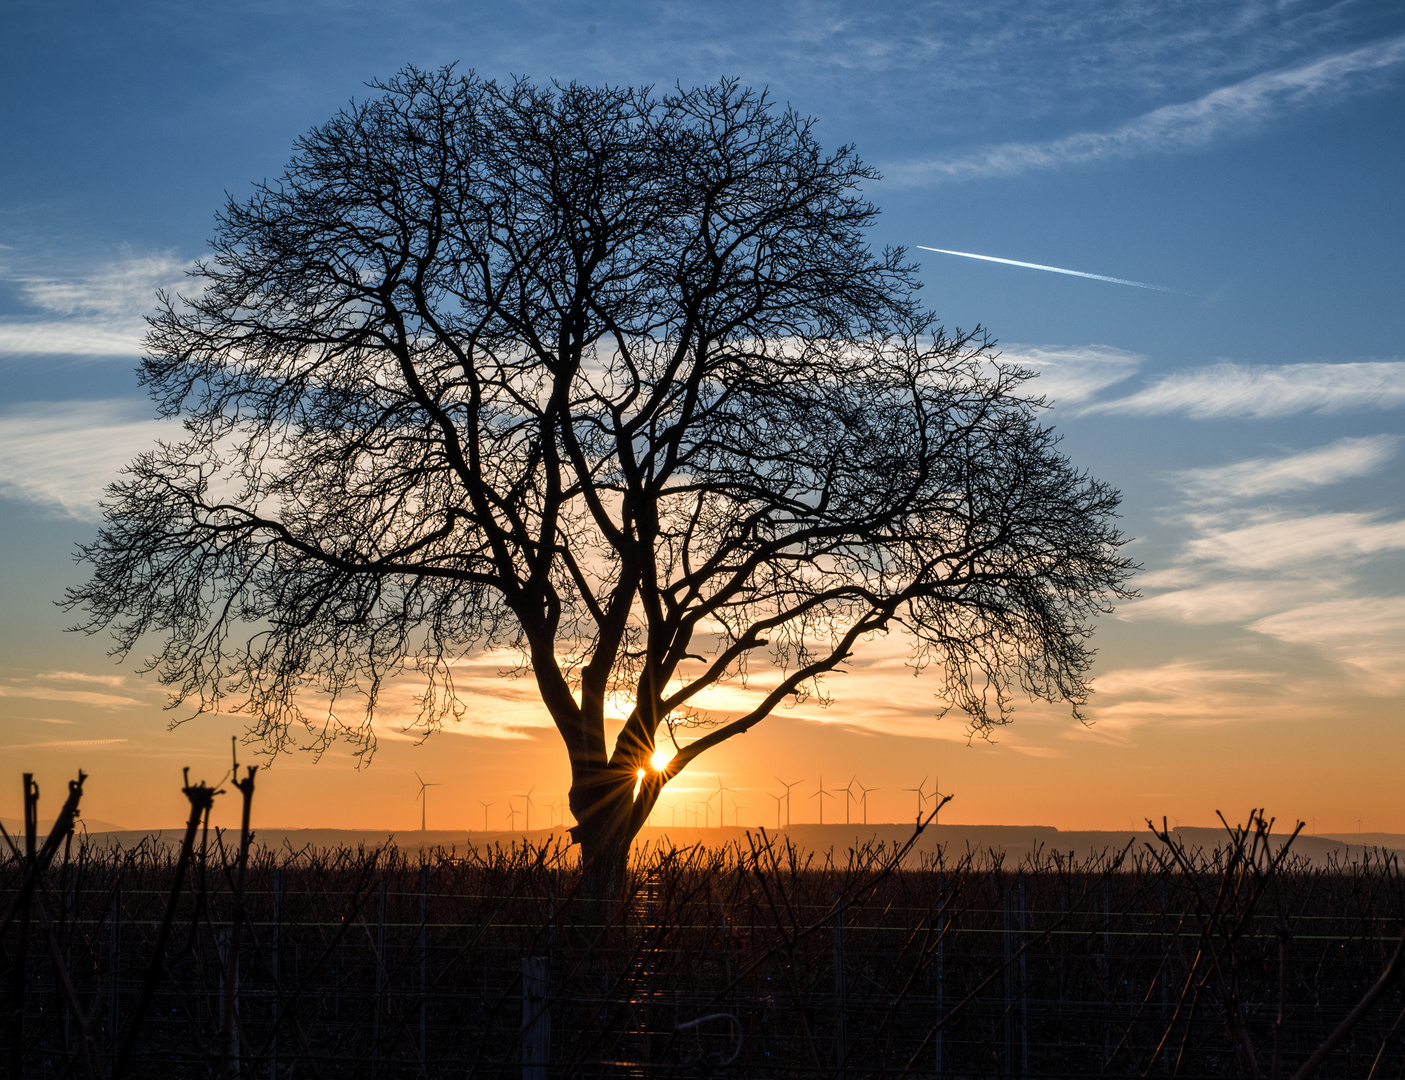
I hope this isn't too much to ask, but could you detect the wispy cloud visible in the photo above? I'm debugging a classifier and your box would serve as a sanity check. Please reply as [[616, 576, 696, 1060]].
[[0, 323, 147, 356], [890, 33, 1405, 183], [0, 683, 143, 708], [0, 400, 169, 518], [1083, 660, 1284, 734], [0, 251, 188, 359], [0, 738, 129, 751], [37, 670, 130, 688], [1082, 362, 1405, 418], [1185, 511, 1405, 571], [999, 344, 1143, 406], [1172, 435, 1400, 501], [15, 253, 187, 317], [1250, 597, 1405, 690], [1123, 430, 1405, 687], [1119, 579, 1338, 625]]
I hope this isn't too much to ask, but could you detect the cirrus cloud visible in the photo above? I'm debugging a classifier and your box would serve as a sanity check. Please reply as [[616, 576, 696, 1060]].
[[0, 683, 142, 709], [0, 399, 169, 519], [1118, 579, 1338, 625], [1250, 597, 1405, 690], [1081, 361, 1405, 418], [1172, 435, 1400, 501], [1185, 511, 1405, 571], [998, 343, 1143, 405], [0, 251, 190, 359], [890, 33, 1405, 183]]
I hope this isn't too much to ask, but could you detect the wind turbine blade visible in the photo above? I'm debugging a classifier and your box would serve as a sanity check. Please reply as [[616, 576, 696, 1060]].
[[917, 245, 1177, 293]]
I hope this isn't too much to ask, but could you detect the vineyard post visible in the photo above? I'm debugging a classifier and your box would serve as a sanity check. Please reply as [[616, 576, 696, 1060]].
[[419, 862, 428, 1069], [833, 889, 847, 1072], [62, 862, 74, 1055], [522, 956, 550, 1080], [1161, 876, 1173, 1075], [1058, 866, 1068, 1032], [4, 774, 39, 1080], [216, 930, 239, 1076], [219, 756, 257, 1080], [1003, 885, 1014, 1079], [269, 866, 281, 1080], [935, 871, 946, 1080], [107, 885, 120, 1057], [549, 868, 558, 966], [1019, 870, 1028, 1079], [372, 880, 387, 1057], [1103, 877, 1112, 1064]]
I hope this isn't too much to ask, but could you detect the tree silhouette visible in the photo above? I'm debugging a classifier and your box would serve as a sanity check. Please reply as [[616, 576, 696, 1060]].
[[67, 67, 1133, 885]]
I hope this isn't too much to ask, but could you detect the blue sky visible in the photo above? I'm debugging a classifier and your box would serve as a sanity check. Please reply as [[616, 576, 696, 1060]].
[[2, 0, 1403, 832]]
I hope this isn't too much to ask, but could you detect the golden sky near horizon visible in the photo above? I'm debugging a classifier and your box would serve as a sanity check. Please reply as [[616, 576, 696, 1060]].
[[4, 601, 1402, 837]]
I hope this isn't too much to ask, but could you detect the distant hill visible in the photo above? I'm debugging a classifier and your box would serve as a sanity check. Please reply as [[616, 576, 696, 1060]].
[[1321, 832, 1405, 850], [55, 821, 1405, 867], [635, 823, 1405, 867], [1, 815, 129, 836]]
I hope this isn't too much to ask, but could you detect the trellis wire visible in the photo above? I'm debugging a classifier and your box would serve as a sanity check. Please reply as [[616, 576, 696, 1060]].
[[3, 821, 1403, 1079]]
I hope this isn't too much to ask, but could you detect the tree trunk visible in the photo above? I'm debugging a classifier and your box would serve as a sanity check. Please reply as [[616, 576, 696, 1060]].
[[579, 830, 631, 906], [569, 763, 651, 902]]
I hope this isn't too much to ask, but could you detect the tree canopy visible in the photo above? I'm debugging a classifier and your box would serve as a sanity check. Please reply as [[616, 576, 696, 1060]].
[[68, 67, 1134, 875]]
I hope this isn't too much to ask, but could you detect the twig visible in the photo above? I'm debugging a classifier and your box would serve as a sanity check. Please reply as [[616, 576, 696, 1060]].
[[218, 742, 257, 1080], [111, 770, 218, 1080], [1290, 920, 1405, 1080]]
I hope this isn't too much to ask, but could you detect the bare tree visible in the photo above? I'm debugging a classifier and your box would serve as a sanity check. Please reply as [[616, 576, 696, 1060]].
[[67, 68, 1133, 885]]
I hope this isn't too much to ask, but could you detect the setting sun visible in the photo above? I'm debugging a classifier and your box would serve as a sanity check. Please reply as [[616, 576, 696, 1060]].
[[651, 750, 672, 771]]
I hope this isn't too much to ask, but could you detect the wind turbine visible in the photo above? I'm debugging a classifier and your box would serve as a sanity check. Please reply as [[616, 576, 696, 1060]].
[[514, 786, 536, 832], [506, 804, 521, 830], [715, 774, 736, 828], [812, 776, 836, 825], [856, 780, 878, 826], [775, 777, 802, 828], [414, 771, 442, 831], [770, 791, 785, 830], [731, 803, 746, 827], [843, 775, 857, 825], [902, 776, 929, 821], [477, 799, 496, 831]]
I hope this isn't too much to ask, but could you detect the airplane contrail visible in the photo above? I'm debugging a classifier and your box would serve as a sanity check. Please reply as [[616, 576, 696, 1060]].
[[916, 245, 1177, 292]]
